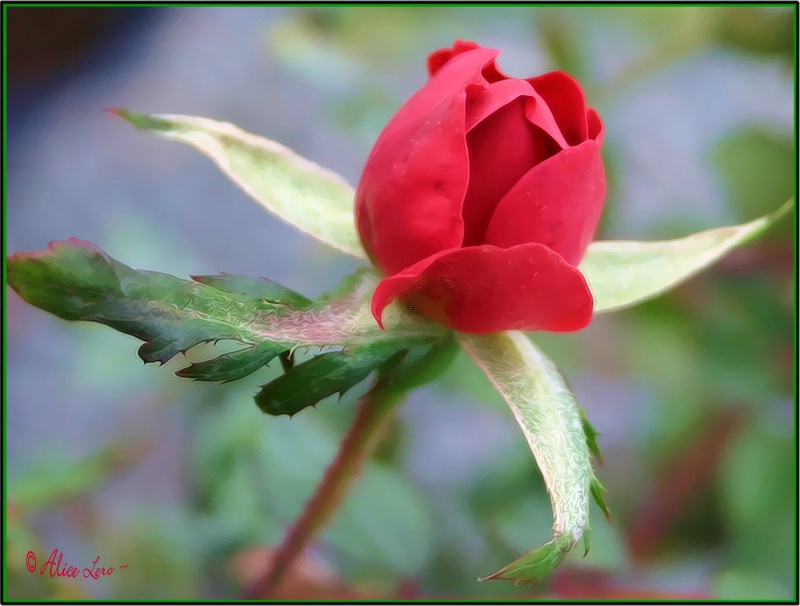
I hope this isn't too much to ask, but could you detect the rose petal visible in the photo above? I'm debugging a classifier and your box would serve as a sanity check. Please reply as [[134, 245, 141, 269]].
[[483, 140, 605, 266], [428, 39, 483, 76], [356, 92, 469, 275], [427, 40, 519, 84], [587, 107, 604, 145], [528, 72, 589, 146], [357, 45, 503, 274], [463, 96, 560, 246], [407, 44, 499, 122], [370, 244, 594, 334], [466, 79, 568, 149]]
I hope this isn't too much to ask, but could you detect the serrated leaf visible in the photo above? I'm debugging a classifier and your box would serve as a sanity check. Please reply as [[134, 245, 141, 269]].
[[255, 342, 404, 417], [175, 342, 288, 383], [581, 199, 793, 313], [255, 266, 449, 346], [192, 273, 313, 307], [378, 338, 460, 393], [7, 241, 444, 380], [112, 109, 366, 259], [7, 239, 293, 365], [459, 331, 597, 584]]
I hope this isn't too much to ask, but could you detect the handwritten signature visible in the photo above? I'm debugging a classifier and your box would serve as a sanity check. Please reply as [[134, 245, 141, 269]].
[[26, 549, 128, 579]]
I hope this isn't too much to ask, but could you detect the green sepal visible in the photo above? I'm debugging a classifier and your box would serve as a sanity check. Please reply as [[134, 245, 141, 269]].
[[112, 109, 366, 259], [581, 199, 793, 313], [480, 534, 574, 585], [460, 332, 595, 585]]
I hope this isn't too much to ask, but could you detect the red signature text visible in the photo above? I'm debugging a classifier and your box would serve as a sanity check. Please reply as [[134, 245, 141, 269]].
[[26, 549, 128, 579]]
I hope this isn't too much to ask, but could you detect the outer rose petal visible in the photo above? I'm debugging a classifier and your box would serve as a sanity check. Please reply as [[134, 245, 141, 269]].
[[356, 45, 501, 274], [390, 44, 498, 139], [483, 140, 605, 266], [528, 72, 589, 146], [355, 93, 469, 275], [370, 244, 594, 334]]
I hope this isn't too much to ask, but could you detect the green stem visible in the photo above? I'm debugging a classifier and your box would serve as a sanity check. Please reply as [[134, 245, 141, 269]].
[[241, 385, 403, 599]]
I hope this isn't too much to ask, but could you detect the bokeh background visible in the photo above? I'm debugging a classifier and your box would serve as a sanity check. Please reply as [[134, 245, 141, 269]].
[[5, 5, 796, 600]]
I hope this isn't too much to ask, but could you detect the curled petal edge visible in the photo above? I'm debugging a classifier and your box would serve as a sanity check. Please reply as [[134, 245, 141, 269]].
[[370, 244, 595, 335]]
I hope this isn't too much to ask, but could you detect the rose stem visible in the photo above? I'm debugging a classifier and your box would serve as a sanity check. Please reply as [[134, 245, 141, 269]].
[[240, 384, 403, 599]]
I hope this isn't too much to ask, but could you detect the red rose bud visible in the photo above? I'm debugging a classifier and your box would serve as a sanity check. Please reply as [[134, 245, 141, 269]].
[[356, 40, 606, 334]]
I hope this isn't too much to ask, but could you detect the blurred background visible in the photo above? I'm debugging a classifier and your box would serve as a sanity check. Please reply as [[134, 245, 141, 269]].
[[5, 5, 795, 600]]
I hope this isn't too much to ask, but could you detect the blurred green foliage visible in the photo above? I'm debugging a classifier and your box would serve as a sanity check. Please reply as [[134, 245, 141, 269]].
[[6, 4, 795, 601]]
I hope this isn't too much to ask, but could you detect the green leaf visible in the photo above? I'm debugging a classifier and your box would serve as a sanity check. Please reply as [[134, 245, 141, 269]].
[[7, 240, 444, 384], [254, 337, 459, 418], [7, 239, 446, 419], [581, 199, 793, 313], [175, 342, 287, 383], [377, 338, 460, 393], [7, 238, 295, 365], [254, 342, 403, 417], [458, 331, 597, 584], [111, 109, 366, 259], [192, 273, 313, 307]]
